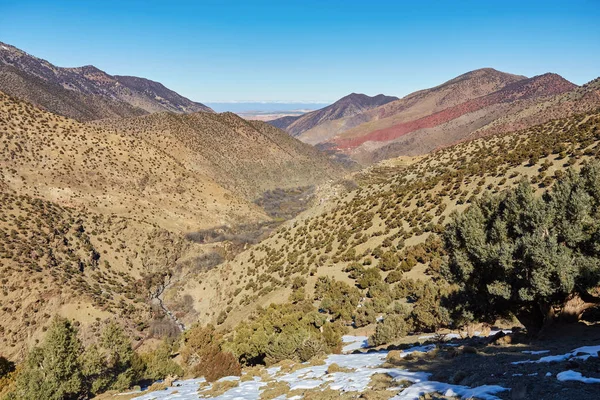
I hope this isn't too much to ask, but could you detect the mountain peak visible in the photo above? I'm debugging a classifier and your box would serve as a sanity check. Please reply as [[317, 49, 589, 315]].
[[269, 92, 398, 136]]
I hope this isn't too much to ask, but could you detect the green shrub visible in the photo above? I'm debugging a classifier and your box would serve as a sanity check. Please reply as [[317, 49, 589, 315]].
[[378, 251, 399, 271], [385, 270, 403, 284], [140, 340, 183, 381], [356, 267, 382, 290], [181, 324, 240, 381], [368, 315, 410, 347], [353, 304, 377, 328], [319, 280, 361, 321], [410, 283, 450, 332], [224, 302, 341, 366]]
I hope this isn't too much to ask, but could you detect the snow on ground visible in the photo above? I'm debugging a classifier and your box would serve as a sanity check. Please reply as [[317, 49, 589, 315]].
[[341, 335, 369, 353], [391, 381, 508, 400], [131, 378, 206, 399], [556, 370, 600, 384], [131, 344, 506, 400], [512, 345, 600, 365]]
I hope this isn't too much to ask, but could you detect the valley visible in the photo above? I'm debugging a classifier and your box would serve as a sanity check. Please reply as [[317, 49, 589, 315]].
[[1, 8, 600, 398]]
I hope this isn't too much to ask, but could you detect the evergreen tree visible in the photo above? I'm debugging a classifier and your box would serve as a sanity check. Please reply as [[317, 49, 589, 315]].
[[443, 163, 600, 333], [82, 321, 140, 395], [9, 317, 84, 400]]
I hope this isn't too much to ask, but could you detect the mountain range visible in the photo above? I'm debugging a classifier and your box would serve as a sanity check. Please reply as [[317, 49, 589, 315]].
[[0, 41, 213, 121], [270, 68, 600, 164]]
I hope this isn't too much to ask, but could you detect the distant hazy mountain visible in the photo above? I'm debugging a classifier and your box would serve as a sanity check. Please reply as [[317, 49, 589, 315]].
[[0, 41, 212, 120], [268, 93, 398, 137]]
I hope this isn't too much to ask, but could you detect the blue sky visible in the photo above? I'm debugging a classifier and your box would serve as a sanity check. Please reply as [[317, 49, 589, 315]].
[[1, 0, 599, 103]]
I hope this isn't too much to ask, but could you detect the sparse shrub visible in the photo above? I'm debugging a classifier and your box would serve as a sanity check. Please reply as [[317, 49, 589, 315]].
[[385, 270, 403, 284], [356, 267, 382, 290], [378, 251, 399, 271]]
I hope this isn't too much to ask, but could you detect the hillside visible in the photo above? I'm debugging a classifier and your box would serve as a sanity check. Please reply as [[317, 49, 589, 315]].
[[0, 91, 268, 359], [0, 65, 147, 121], [0, 41, 212, 120], [173, 107, 600, 330], [297, 68, 526, 145], [94, 111, 347, 199], [0, 91, 263, 232], [0, 90, 351, 359], [269, 93, 398, 138], [333, 73, 581, 163]]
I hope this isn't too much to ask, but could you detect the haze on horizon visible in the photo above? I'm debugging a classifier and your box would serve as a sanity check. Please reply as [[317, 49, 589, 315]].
[[1, 0, 599, 104]]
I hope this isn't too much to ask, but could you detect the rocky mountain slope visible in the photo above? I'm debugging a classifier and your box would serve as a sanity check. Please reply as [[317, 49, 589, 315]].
[[94, 111, 347, 200], [269, 93, 398, 138], [0, 65, 147, 121], [297, 68, 526, 145], [0, 41, 212, 120]]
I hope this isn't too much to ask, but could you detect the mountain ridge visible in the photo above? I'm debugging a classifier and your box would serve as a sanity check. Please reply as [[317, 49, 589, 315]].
[[268, 92, 398, 136], [296, 68, 527, 145], [0, 41, 212, 120]]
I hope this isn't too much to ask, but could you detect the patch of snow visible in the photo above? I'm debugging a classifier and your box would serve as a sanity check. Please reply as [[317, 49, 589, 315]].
[[206, 377, 267, 399], [444, 333, 462, 340], [341, 335, 369, 353], [391, 381, 508, 400], [557, 370, 600, 384], [419, 330, 512, 342], [488, 329, 512, 336], [1, 46, 8, 50], [546, 372, 552, 377], [522, 350, 550, 355], [133, 343, 511, 400], [512, 345, 600, 365], [132, 378, 206, 399], [217, 375, 240, 382]]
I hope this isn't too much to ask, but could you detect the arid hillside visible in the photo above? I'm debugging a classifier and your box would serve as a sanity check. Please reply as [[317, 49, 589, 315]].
[[0, 65, 147, 121], [297, 68, 526, 145], [174, 108, 600, 330], [0, 91, 264, 232], [0, 41, 212, 120], [0, 90, 352, 360], [331, 73, 583, 163], [94, 111, 348, 199], [269, 93, 398, 138]]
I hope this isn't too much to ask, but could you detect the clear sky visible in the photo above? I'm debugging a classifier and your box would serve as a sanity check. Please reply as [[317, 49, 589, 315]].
[[1, 0, 599, 103]]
